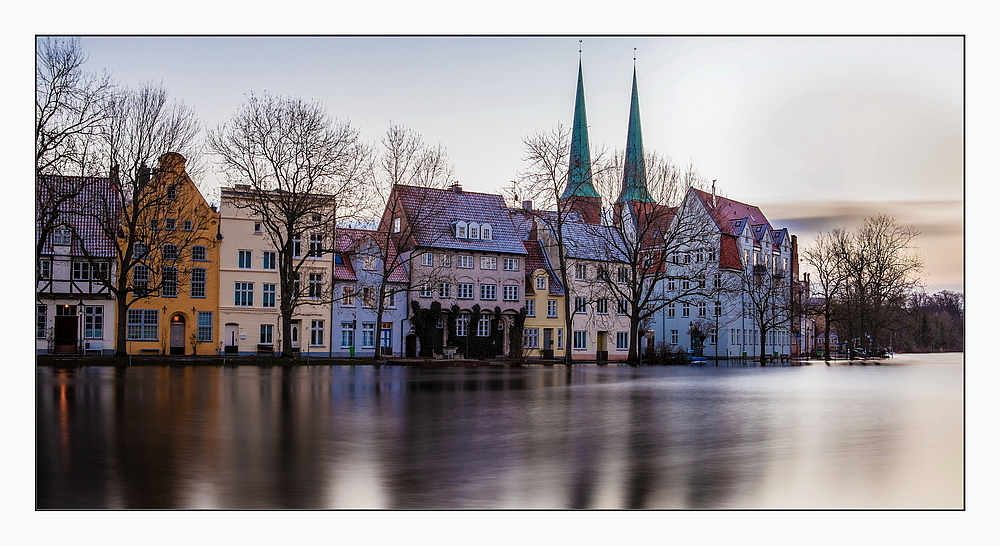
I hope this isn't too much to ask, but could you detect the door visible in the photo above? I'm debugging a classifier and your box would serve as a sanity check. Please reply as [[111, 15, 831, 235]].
[[170, 315, 186, 355], [494, 318, 504, 356], [596, 331, 608, 362], [224, 323, 239, 354], [405, 333, 417, 358], [542, 328, 554, 359], [54, 314, 78, 354], [290, 320, 300, 351]]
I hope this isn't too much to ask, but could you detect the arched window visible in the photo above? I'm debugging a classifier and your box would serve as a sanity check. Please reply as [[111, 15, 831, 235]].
[[480, 223, 492, 240], [468, 222, 480, 240], [454, 221, 468, 239]]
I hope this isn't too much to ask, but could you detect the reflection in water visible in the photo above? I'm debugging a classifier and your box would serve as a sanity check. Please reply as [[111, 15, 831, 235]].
[[36, 354, 963, 509]]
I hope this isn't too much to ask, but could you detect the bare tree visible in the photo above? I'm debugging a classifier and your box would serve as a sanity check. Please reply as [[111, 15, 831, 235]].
[[371, 126, 455, 361], [739, 253, 793, 364], [802, 228, 849, 362], [208, 92, 368, 357], [35, 37, 114, 264], [589, 152, 714, 362], [509, 124, 612, 364]]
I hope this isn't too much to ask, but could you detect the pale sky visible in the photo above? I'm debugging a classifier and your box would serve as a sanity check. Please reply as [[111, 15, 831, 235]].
[[65, 36, 963, 292]]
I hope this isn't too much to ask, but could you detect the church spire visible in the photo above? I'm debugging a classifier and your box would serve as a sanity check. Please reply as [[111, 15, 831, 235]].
[[561, 57, 599, 200], [618, 64, 654, 203]]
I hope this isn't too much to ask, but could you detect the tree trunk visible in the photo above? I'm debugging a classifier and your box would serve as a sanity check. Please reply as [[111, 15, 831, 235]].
[[627, 315, 640, 363], [373, 284, 386, 362], [759, 328, 767, 365], [115, 297, 128, 357], [823, 313, 831, 363]]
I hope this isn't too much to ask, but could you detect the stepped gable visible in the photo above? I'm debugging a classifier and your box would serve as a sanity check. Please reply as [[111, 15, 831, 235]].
[[523, 239, 564, 296], [36, 175, 119, 257], [394, 184, 526, 255]]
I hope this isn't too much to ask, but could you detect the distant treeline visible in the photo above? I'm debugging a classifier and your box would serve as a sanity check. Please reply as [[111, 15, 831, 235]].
[[892, 290, 964, 353]]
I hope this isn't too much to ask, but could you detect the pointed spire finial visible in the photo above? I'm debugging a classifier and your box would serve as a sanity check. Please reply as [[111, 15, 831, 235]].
[[633, 47, 637, 65]]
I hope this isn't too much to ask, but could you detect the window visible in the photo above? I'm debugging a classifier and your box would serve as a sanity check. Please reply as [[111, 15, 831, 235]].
[[179, 219, 191, 231], [363, 255, 376, 271], [72, 261, 91, 280], [38, 260, 51, 280], [392, 218, 401, 233], [682, 279, 690, 290], [385, 292, 396, 309], [235, 282, 254, 306], [480, 284, 497, 301], [697, 275, 706, 288], [311, 320, 325, 346], [263, 283, 276, 308], [310, 213, 322, 223], [309, 234, 323, 257], [254, 222, 262, 233], [165, 218, 176, 231], [150, 219, 159, 231], [457, 283, 474, 299], [309, 273, 322, 298], [422, 253, 434, 267], [667, 278, 676, 291], [440, 254, 451, 267], [682, 302, 690, 317], [197, 312, 213, 342], [36, 305, 46, 338], [456, 315, 469, 337], [503, 258, 519, 271], [525, 299, 535, 317], [524, 328, 539, 349], [83, 306, 103, 339], [695, 250, 704, 263], [715, 301, 722, 317], [341, 286, 355, 307], [133, 265, 149, 296], [617, 332, 628, 350], [191, 245, 207, 261], [667, 303, 675, 318], [469, 223, 480, 240], [481, 224, 492, 240], [710, 332, 717, 345], [557, 329, 563, 350], [341, 322, 355, 348], [596, 299, 608, 314], [617, 299, 628, 315], [455, 222, 467, 239], [260, 324, 273, 345], [574, 263, 587, 280], [458, 255, 474, 269], [547, 300, 558, 318], [52, 228, 72, 245], [574, 296, 586, 314], [420, 284, 432, 298], [617, 267, 628, 283], [698, 301, 707, 316], [262, 251, 276, 270], [714, 273, 721, 289], [671, 330, 679, 344], [476, 317, 490, 337], [536, 276, 546, 291], [293, 236, 302, 258], [190, 267, 206, 298], [362, 287, 376, 308], [166, 185, 177, 200], [362, 323, 376, 347], [708, 250, 716, 262], [503, 285, 519, 301], [238, 250, 252, 269], [127, 309, 158, 340], [133, 242, 147, 259], [160, 267, 177, 297], [481, 256, 497, 270], [684, 252, 691, 264], [438, 282, 451, 298], [573, 331, 587, 350]]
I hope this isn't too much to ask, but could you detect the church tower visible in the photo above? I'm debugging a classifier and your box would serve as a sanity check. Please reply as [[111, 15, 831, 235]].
[[617, 66, 654, 205], [558, 59, 602, 225]]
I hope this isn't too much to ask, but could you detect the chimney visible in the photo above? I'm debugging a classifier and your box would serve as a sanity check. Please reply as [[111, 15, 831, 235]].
[[522, 200, 533, 212], [450, 181, 462, 194], [711, 179, 717, 209]]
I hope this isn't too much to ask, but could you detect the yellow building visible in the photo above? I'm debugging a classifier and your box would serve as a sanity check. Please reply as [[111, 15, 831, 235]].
[[122, 153, 221, 355], [522, 240, 566, 360]]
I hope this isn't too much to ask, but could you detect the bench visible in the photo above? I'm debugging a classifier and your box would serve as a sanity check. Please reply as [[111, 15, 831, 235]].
[[257, 344, 275, 356]]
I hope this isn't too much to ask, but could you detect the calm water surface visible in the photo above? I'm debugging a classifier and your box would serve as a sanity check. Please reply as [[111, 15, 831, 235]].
[[36, 353, 963, 509]]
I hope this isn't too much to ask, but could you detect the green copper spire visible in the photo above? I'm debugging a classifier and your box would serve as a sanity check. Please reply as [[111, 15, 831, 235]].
[[561, 60, 600, 200], [617, 67, 654, 203]]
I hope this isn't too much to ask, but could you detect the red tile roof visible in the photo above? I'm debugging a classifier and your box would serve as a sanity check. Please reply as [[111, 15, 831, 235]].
[[335, 228, 408, 284], [523, 240, 564, 296], [36, 175, 119, 258]]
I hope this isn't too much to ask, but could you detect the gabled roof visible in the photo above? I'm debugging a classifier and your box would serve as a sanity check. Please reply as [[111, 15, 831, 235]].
[[392, 185, 526, 255], [690, 188, 774, 237], [536, 211, 626, 262], [719, 234, 743, 270], [36, 175, 119, 258], [523, 240, 564, 296], [334, 228, 408, 284]]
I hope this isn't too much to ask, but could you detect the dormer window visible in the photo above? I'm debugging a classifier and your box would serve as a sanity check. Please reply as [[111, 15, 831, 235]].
[[392, 218, 401, 234], [454, 221, 468, 239], [481, 224, 492, 240], [468, 222, 480, 240], [52, 228, 72, 246]]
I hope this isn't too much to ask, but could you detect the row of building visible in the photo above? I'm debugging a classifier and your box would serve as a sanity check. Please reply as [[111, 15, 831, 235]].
[[36, 61, 815, 360]]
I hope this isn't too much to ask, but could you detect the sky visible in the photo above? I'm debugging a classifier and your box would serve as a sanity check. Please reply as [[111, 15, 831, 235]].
[[66, 36, 962, 293]]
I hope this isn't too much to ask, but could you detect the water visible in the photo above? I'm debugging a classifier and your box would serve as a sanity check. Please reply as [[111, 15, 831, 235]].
[[36, 353, 963, 509]]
